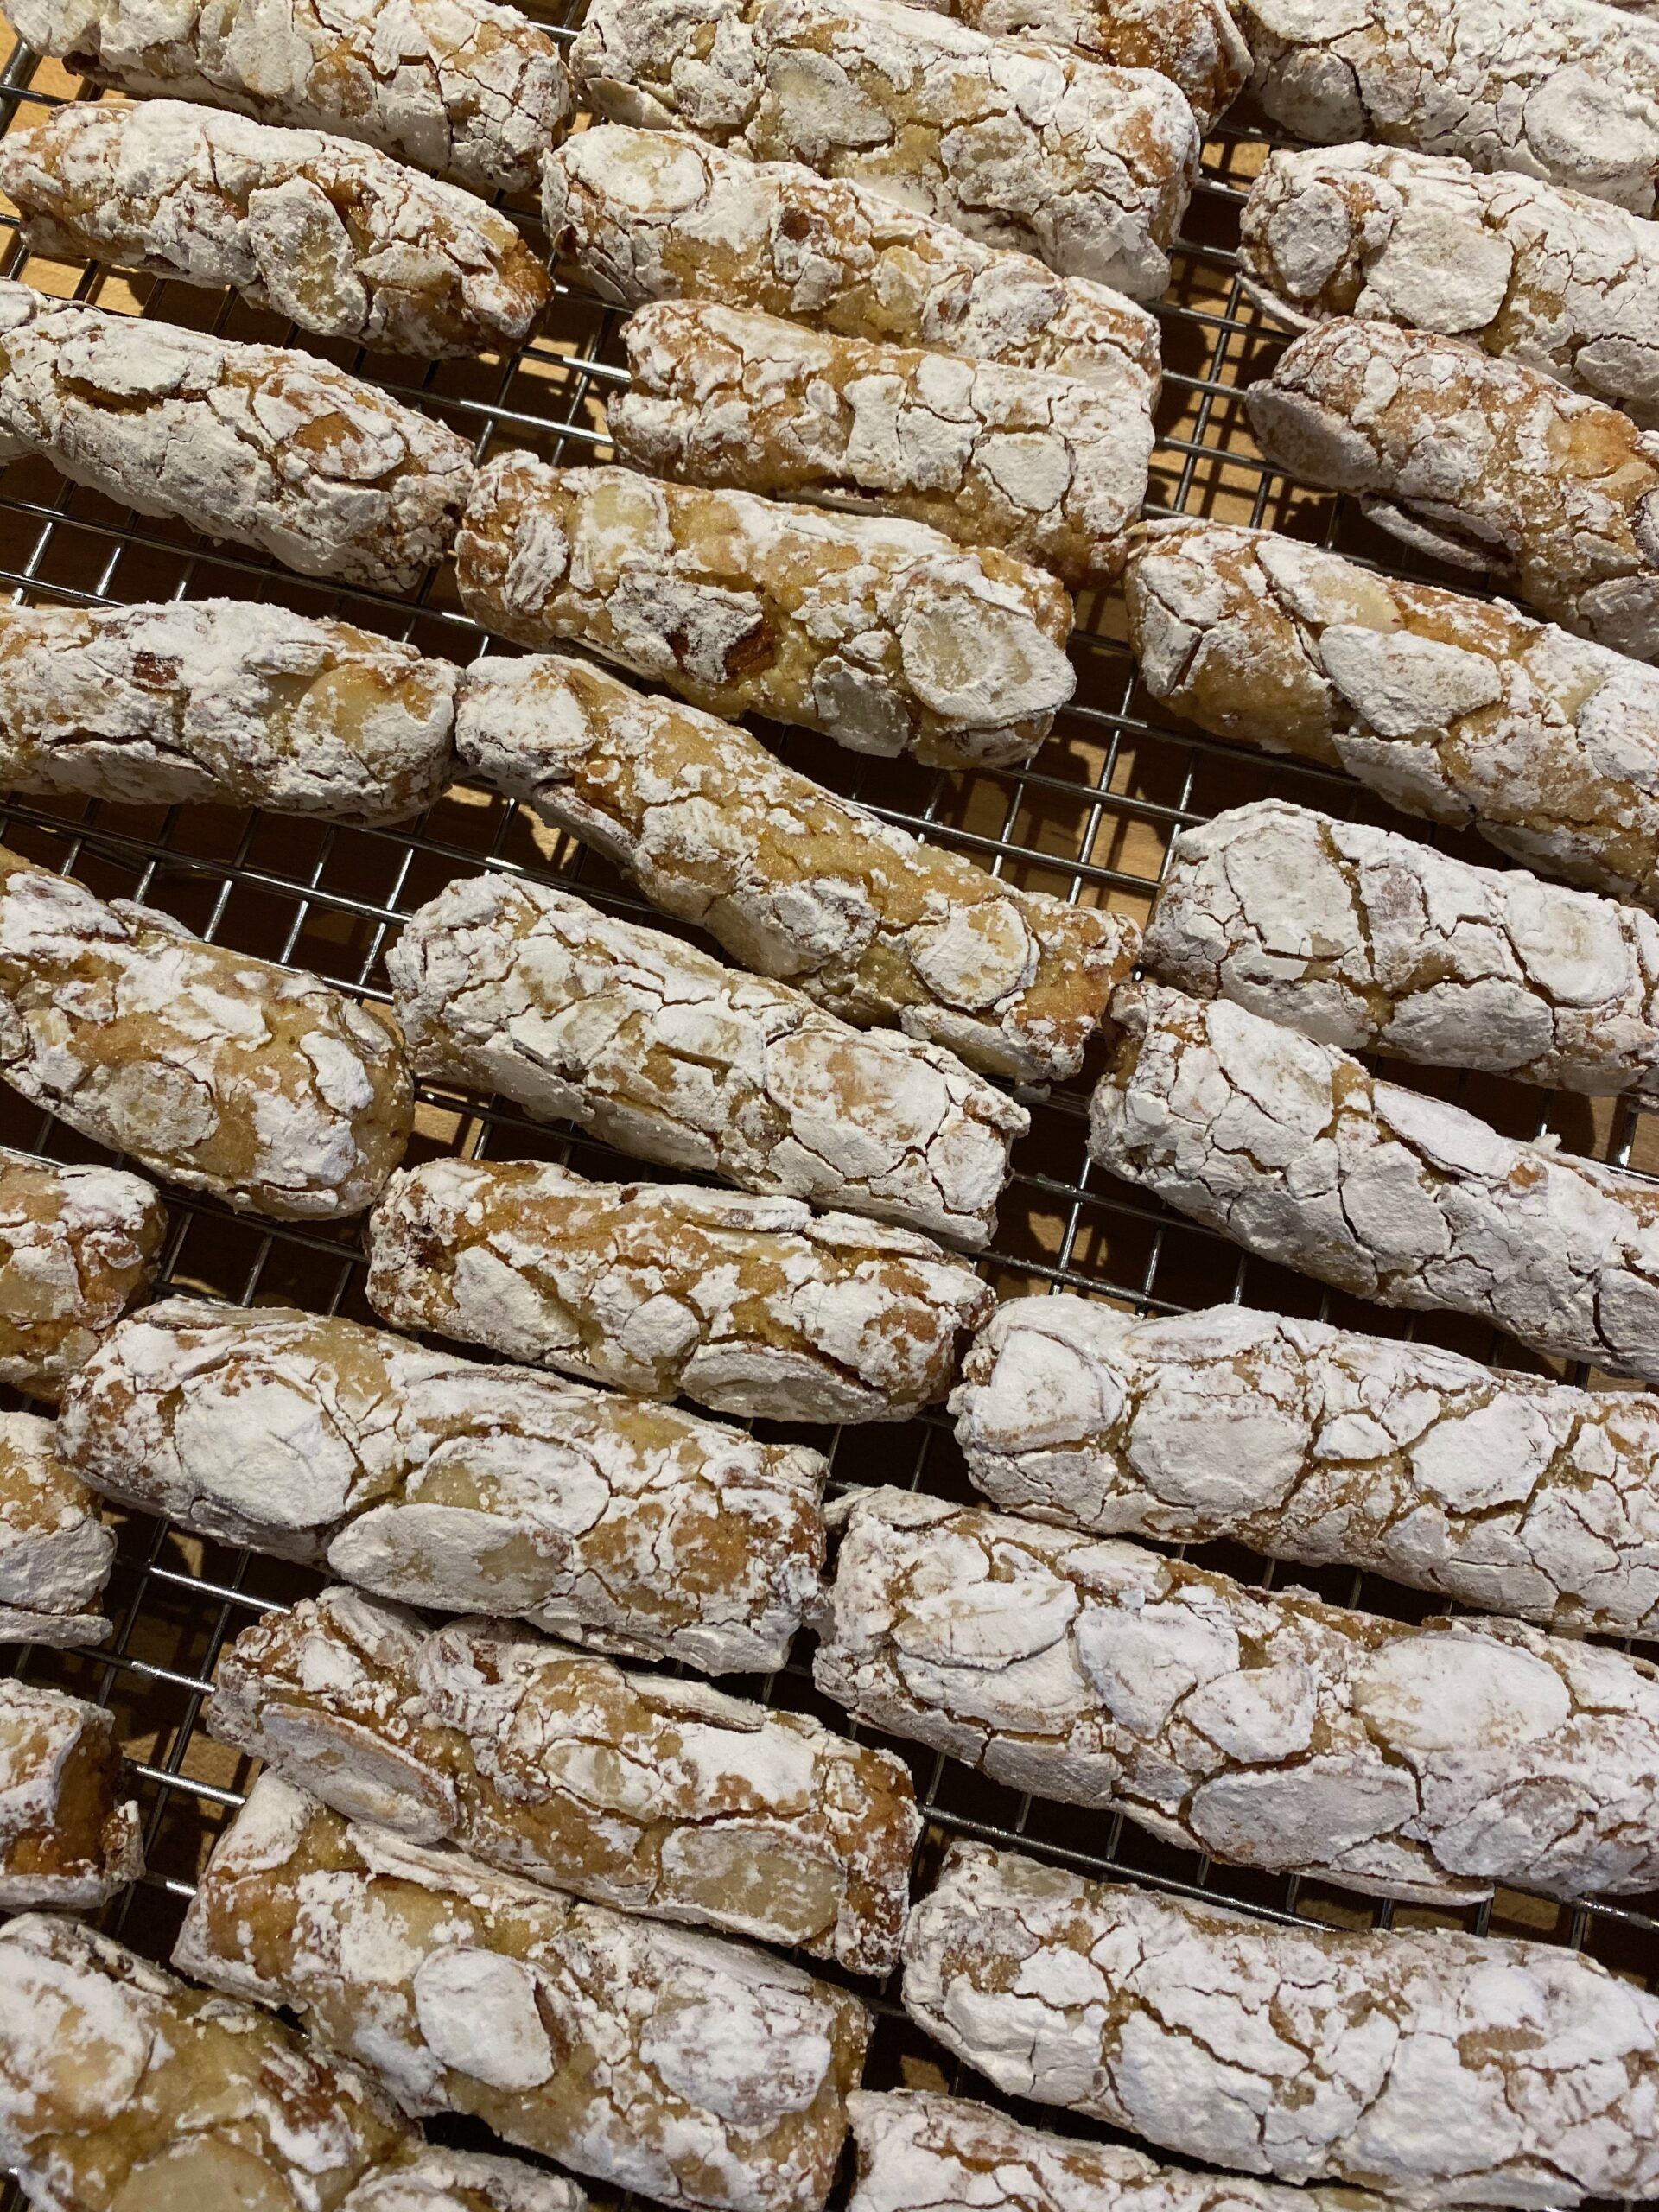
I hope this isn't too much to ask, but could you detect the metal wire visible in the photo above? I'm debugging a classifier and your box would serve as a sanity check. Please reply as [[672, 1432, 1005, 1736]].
[[0, 27, 1650, 2207]]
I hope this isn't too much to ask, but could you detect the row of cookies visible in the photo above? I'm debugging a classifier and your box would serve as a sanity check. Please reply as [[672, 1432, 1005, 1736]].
[[17, 1259, 1659, 1930]]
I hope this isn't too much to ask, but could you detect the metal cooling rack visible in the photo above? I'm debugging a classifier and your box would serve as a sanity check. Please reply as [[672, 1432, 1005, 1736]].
[[0, 27, 1653, 2208]]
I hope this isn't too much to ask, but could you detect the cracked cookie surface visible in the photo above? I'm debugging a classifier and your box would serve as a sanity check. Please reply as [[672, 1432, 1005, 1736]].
[[1241, 145, 1659, 424], [0, 1678, 140, 1910], [7, 0, 574, 195], [0, 281, 472, 592], [59, 1297, 826, 1674], [569, 0, 1199, 296], [457, 653, 1137, 1085], [903, 1840, 1659, 2207], [457, 457, 1075, 771], [0, 1411, 111, 1648], [0, 849, 411, 1220], [899, 0, 1246, 124], [1246, 319, 1659, 660], [0, 596, 454, 819], [177, 1773, 869, 2212], [0, 1147, 164, 1402], [814, 1484, 1659, 1902], [388, 868, 1025, 1246], [1089, 982, 1659, 1383], [1124, 518, 1659, 908], [365, 1155, 991, 1422], [848, 2090, 1394, 2212], [208, 1585, 918, 1974], [0, 1914, 586, 2212], [1145, 798, 1659, 1099], [955, 1295, 1659, 1637], [1238, 0, 1659, 214], [543, 128, 1161, 396], [612, 298, 1152, 585], [0, 99, 549, 359]]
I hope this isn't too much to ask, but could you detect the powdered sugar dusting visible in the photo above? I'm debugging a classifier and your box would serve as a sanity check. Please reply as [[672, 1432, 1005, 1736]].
[[902, 0, 1245, 124], [389, 868, 1024, 1245], [0, 1678, 141, 1909], [0, 280, 473, 591], [953, 1294, 1659, 1637], [1146, 798, 1659, 1099], [1241, 144, 1659, 423], [1124, 518, 1659, 908], [903, 1840, 1659, 2205], [569, 0, 1199, 296], [1240, 0, 1659, 214], [543, 127, 1160, 394], [364, 1154, 992, 1421], [0, 1913, 585, 2212], [1246, 318, 1659, 659], [60, 1296, 827, 1672], [0, 1409, 111, 1647], [457, 457, 1075, 771], [0, 596, 454, 818], [208, 1588, 919, 1973], [7, 0, 574, 195], [0, 100, 549, 359], [849, 2090, 1395, 2212], [1089, 981, 1659, 1383], [0, 849, 410, 1219], [817, 1484, 1659, 1902], [0, 1145, 164, 1402], [457, 653, 1138, 1084], [612, 297, 1152, 585], [177, 1774, 869, 2212]]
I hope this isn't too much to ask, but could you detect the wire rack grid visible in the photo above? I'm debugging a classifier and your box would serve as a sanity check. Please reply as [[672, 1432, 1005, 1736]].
[[0, 22, 1655, 2209]]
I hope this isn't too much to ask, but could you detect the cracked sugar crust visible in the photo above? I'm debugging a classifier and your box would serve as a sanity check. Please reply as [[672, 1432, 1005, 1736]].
[[365, 1155, 991, 1422], [207, 1585, 920, 1974], [455, 654, 1138, 1085], [57, 1296, 826, 1675], [849, 2091, 1397, 2212], [1122, 518, 1659, 910], [1246, 318, 1659, 662], [0, 1410, 111, 1649], [904, 1840, 1659, 2209], [569, 0, 1200, 298], [1144, 798, 1659, 1101], [0, 849, 412, 1221], [542, 129, 1161, 400], [1089, 982, 1659, 1385], [456, 458, 1075, 772], [388, 869, 1025, 1248], [1238, 0, 1659, 214], [612, 299, 1152, 588], [0, 1914, 413, 2212], [952, 1295, 1659, 1639], [6, 0, 573, 196], [893, 0, 1245, 125], [1238, 146, 1659, 427], [0, 1678, 141, 1910], [176, 1773, 870, 2212], [0, 1146, 164, 1403], [0, 596, 454, 821], [0, 101, 549, 362], [0, 280, 473, 592], [0, 1915, 589, 2212], [391, 870, 1022, 1243], [813, 1485, 1659, 1903]]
